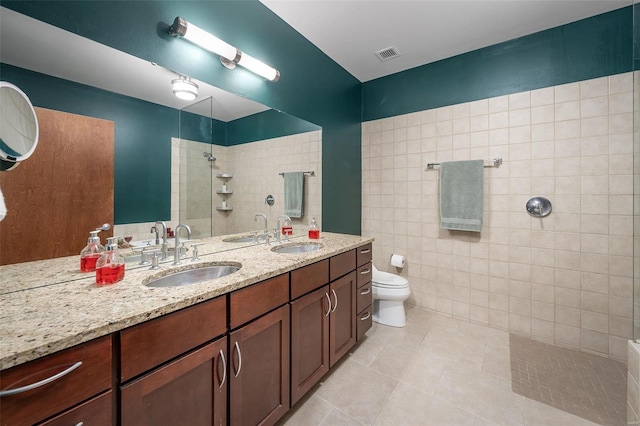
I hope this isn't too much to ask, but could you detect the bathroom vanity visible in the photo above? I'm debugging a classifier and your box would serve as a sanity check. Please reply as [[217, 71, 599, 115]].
[[0, 233, 373, 426]]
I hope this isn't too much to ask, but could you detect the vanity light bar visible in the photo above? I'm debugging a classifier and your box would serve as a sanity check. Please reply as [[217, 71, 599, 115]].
[[169, 16, 280, 82]]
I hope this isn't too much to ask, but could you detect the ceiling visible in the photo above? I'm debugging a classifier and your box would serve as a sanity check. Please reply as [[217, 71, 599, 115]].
[[0, 1, 631, 119], [260, 0, 630, 82]]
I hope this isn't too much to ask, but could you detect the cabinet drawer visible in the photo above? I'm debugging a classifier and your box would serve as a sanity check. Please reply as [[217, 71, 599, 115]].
[[356, 281, 372, 313], [120, 296, 226, 382], [356, 243, 372, 267], [356, 305, 372, 341], [230, 273, 289, 329], [357, 262, 372, 288], [40, 390, 113, 426], [291, 259, 329, 299], [0, 335, 112, 426], [329, 249, 356, 281]]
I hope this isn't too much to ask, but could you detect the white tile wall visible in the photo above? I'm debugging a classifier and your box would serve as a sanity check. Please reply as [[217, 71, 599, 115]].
[[362, 72, 634, 361]]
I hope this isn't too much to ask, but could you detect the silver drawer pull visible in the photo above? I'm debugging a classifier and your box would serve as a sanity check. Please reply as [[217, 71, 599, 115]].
[[75, 423, 84, 426], [360, 288, 371, 295], [233, 342, 242, 377], [325, 293, 331, 317], [331, 289, 338, 313], [360, 248, 371, 254], [360, 312, 371, 321], [0, 361, 82, 397], [218, 349, 227, 388], [360, 269, 371, 275]]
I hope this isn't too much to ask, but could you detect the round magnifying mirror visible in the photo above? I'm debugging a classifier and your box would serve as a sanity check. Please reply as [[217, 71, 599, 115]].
[[0, 81, 39, 171]]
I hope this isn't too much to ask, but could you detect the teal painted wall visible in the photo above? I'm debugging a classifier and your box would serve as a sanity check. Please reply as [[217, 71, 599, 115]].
[[2, 2, 633, 234], [363, 6, 633, 121], [227, 109, 321, 146], [3, 0, 363, 235]]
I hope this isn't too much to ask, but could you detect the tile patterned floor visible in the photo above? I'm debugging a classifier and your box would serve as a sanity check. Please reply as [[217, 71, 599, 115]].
[[279, 307, 625, 426], [508, 334, 626, 426]]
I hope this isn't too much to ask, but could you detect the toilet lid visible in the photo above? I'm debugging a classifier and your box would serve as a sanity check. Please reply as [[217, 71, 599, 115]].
[[372, 268, 409, 289]]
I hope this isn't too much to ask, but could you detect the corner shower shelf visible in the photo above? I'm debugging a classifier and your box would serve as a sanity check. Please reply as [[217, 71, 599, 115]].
[[216, 174, 233, 212], [216, 173, 233, 179], [216, 189, 233, 194], [216, 206, 233, 211]]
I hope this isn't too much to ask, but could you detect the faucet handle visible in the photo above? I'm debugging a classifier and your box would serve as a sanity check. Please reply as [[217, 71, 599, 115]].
[[147, 250, 161, 270], [190, 243, 205, 261]]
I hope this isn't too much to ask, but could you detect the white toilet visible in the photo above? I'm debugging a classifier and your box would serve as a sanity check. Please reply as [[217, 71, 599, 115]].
[[372, 265, 411, 327]]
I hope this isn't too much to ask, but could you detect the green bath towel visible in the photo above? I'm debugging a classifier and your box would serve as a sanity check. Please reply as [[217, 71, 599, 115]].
[[440, 160, 484, 232]]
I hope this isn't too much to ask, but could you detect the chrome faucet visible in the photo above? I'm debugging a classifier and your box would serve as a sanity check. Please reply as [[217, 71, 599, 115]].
[[254, 213, 268, 234], [276, 215, 292, 243], [173, 224, 192, 265], [152, 221, 168, 260]]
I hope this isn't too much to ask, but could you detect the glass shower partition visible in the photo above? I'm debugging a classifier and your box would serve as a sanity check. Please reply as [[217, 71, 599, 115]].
[[178, 96, 215, 239]]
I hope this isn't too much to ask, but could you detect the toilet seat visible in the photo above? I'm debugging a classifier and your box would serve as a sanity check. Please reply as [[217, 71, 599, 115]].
[[372, 265, 409, 289]]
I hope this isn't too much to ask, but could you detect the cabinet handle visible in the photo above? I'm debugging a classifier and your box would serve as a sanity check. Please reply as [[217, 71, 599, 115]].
[[331, 289, 338, 313], [360, 287, 371, 295], [360, 312, 371, 321], [325, 293, 331, 317], [0, 361, 82, 397], [360, 248, 371, 254], [75, 423, 84, 426], [360, 269, 371, 275], [233, 342, 242, 378], [218, 349, 227, 388]]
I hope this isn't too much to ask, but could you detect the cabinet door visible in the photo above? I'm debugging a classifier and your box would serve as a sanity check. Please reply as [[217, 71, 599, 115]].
[[230, 305, 290, 426], [290, 285, 330, 405], [329, 271, 357, 367], [121, 337, 227, 426]]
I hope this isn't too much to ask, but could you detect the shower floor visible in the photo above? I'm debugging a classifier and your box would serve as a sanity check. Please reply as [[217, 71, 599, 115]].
[[509, 334, 627, 426]]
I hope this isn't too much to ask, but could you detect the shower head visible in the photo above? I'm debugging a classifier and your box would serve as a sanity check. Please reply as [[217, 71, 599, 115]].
[[203, 152, 216, 162]]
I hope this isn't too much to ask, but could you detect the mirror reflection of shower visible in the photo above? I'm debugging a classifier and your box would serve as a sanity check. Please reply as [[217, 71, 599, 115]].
[[203, 152, 216, 162]]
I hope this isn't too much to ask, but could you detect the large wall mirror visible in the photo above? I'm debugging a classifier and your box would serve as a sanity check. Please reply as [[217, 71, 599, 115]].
[[0, 6, 322, 271]]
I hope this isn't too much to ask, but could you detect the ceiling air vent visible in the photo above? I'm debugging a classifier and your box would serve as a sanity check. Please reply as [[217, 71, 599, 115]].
[[375, 46, 401, 62]]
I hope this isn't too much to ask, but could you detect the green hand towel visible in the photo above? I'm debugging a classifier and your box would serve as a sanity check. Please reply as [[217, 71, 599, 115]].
[[440, 160, 484, 232], [284, 172, 304, 218]]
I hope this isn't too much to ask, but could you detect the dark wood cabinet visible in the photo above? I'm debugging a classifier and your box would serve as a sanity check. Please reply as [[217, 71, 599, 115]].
[[229, 304, 290, 426], [329, 271, 357, 367], [290, 285, 330, 405], [119, 296, 228, 426], [39, 390, 113, 426], [121, 337, 227, 426], [0, 335, 112, 426]]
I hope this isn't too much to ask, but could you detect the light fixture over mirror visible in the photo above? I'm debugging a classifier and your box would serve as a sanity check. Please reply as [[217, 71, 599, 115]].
[[171, 75, 199, 100], [169, 16, 281, 82], [0, 81, 39, 171]]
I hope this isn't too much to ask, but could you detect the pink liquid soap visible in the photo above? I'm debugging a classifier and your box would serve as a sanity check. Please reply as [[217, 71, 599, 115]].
[[308, 229, 320, 239], [96, 264, 125, 285], [80, 254, 101, 272]]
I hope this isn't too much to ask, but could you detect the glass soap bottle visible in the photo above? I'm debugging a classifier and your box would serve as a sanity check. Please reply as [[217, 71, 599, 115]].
[[80, 230, 104, 272], [308, 217, 320, 239], [96, 237, 125, 286]]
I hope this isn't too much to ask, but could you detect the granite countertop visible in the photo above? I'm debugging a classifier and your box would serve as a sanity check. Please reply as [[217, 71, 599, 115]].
[[0, 232, 373, 370]]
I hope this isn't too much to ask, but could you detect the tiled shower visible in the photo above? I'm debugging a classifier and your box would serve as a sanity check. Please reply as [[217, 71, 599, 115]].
[[362, 72, 634, 361]]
